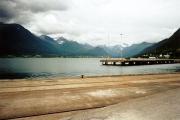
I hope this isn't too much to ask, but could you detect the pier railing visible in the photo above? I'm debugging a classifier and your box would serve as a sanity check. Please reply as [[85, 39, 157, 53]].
[[100, 58, 180, 66]]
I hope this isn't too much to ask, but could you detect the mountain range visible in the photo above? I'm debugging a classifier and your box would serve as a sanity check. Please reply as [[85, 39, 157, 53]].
[[0, 23, 108, 57], [0, 23, 179, 58]]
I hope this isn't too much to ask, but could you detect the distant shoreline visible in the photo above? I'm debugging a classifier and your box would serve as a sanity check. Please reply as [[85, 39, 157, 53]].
[[0, 56, 106, 58]]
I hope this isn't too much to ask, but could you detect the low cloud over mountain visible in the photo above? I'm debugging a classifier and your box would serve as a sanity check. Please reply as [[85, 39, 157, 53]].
[[0, 0, 179, 46]]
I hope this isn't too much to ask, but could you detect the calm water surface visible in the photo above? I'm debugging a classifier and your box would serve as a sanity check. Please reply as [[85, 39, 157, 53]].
[[0, 58, 180, 79]]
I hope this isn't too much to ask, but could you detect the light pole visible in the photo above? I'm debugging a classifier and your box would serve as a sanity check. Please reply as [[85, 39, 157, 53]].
[[108, 32, 111, 59], [120, 34, 123, 59]]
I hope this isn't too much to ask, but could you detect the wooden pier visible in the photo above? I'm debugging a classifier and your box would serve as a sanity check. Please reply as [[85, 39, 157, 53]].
[[100, 58, 180, 66]]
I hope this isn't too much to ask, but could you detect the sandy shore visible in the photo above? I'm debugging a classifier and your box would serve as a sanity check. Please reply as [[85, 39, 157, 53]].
[[0, 73, 180, 120]]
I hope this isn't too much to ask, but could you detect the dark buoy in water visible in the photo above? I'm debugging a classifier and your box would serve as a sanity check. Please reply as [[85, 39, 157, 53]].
[[81, 75, 84, 78]]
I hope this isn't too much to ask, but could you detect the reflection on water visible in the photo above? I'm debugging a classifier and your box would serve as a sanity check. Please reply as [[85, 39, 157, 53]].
[[0, 58, 180, 79]]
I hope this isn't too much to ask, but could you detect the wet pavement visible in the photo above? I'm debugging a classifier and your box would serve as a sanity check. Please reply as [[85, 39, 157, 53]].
[[60, 88, 180, 120]]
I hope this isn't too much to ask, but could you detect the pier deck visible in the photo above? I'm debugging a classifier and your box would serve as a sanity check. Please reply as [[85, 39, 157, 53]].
[[100, 58, 180, 66]]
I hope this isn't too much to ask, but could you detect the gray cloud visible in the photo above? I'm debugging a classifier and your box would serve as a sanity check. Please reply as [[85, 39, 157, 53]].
[[15, 0, 68, 12], [0, 8, 12, 21], [0, 0, 68, 23], [0, 0, 15, 21], [0, 0, 180, 46]]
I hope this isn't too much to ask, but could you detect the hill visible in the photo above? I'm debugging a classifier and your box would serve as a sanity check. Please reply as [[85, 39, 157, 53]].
[[0, 23, 61, 57], [139, 28, 180, 58]]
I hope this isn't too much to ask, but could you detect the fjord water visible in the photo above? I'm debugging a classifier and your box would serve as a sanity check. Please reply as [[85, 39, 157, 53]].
[[0, 58, 180, 79]]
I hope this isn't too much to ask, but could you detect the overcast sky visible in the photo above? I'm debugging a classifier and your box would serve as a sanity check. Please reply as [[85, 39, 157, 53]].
[[0, 0, 180, 46]]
